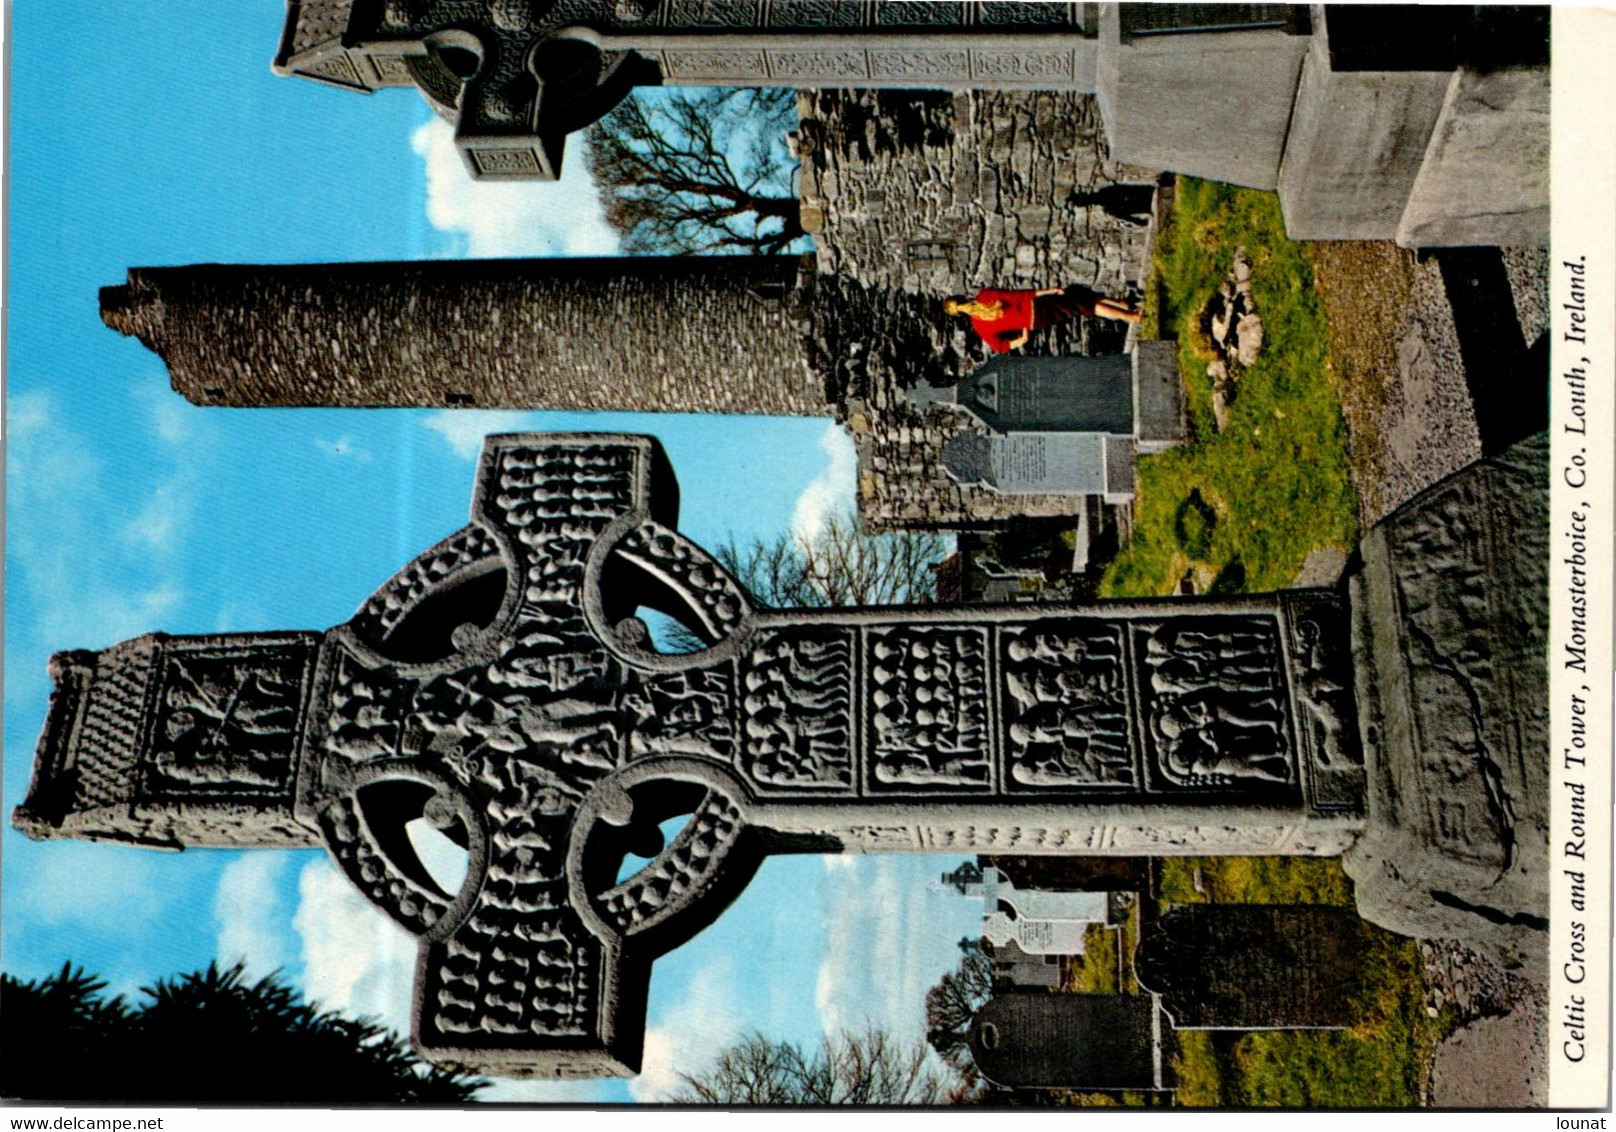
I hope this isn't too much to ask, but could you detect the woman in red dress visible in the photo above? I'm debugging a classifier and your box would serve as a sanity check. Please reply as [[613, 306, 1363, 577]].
[[944, 284, 1139, 353]]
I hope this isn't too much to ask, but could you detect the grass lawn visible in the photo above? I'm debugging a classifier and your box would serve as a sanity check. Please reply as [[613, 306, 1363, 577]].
[[1102, 177, 1359, 597]]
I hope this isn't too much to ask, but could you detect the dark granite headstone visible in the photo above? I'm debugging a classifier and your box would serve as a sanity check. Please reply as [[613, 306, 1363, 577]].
[[986, 856, 1152, 893], [958, 354, 1135, 435], [1133, 905, 1372, 1029], [970, 993, 1167, 1091]]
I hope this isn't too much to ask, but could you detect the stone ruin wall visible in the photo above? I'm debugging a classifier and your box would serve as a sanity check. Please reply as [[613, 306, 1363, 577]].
[[798, 88, 1156, 531]]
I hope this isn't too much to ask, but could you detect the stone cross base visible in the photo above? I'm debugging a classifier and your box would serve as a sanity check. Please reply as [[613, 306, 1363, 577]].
[[1344, 434, 1550, 974]]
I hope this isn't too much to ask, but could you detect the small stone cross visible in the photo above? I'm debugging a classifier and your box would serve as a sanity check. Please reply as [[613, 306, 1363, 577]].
[[16, 434, 1362, 1077]]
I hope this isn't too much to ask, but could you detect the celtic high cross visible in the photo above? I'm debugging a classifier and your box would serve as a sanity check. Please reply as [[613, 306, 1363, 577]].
[[17, 433, 1363, 1077]]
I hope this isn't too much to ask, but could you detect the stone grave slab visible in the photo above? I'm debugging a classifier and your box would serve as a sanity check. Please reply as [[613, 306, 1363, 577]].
[[1133, 904, 1374, 1029], [969, 992, 1169, 1091]]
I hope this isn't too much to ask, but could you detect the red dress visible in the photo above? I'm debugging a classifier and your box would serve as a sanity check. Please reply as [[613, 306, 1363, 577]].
[[966, 288, 1037, 354]]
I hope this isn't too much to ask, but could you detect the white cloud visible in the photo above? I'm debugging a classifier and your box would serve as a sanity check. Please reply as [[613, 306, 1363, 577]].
[[629, 958, 745, 1102], [5, 389, 189, 713], [9, 389, 51, 437], [791, 423, 858, 544], [421, 410, 545, 460], [120, 480, 191, 552], [292, 858, 418, 1033], [412, 117, 620, 258], [134, 381, 203, 447], [214, 853, 294, 978], [812, 858, 976, 1044]]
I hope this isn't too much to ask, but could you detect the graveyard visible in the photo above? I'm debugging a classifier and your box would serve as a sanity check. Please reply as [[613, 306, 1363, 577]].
[[5, 0, 1576, 1111]]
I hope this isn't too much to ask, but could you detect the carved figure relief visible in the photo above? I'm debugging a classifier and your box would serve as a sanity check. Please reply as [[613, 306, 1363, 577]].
[[1138, 620, 1291, 787], [151, 647, 312, 793], [868, 627, 991, 789], [625, 666, 734, 762], [739, 630, 853, 789], [1001, 623, 1130, 788], [1288, 605, 1361, 770]]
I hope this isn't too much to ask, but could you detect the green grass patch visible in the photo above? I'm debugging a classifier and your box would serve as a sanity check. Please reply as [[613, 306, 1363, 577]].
[[1158, 857, 1355, 906], [1102, 178, 1358, 597], [1157, 858, 1440, 1107], [1208, 929, 1436, 1107], [1065, 922, 1122, 994]]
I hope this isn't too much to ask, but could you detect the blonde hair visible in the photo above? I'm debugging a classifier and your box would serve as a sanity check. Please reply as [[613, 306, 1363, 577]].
[[944, 296, 1005, 321]]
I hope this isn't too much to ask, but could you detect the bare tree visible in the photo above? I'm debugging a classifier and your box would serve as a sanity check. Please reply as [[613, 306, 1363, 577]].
[[584, 87, 804, 255], [670, 1027, 955, 1105], [719, 510, 949, 609], [923, 946, 995, 1079]]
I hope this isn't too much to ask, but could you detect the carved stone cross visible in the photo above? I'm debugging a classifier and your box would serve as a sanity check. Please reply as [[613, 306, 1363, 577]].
[[272, 0, 1098, 179], [16, 433, 1363, 1077]]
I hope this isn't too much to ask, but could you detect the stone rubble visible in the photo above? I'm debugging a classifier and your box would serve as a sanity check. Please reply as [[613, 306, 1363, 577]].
[[1199, 247, 1265, 431]]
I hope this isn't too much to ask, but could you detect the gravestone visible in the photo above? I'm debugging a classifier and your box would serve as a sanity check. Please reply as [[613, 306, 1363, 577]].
[[969, 992, 1169, 1091], [17, 432, 1365, 1077], [953, 355, 1135, 436], [982, 912, 1095, 955], [1133, 905, 1373, 1029], [987, 855, 1152, 893], [912, 350, 1185, 506], [988, 940, 1063, 990], [941, 431, 1137, 501], [954, 865, 1113, 955]]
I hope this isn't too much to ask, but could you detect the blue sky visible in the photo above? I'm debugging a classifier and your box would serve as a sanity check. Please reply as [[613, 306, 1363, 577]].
[[4, 1, 980, 1104]]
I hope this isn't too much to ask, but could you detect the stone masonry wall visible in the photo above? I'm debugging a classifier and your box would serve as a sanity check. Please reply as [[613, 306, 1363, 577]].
[[798, 89, 1156, 530], [102, 256, 822, 416]]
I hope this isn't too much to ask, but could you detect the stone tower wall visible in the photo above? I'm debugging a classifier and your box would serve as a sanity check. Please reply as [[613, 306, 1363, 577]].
[[101, 256, 823, 416], [797, 88, 1155, 530]]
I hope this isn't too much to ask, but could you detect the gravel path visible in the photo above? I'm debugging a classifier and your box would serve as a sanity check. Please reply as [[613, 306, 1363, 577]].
[[1311, 242, 1483, 526], [1421, 941, 1549, 1107]]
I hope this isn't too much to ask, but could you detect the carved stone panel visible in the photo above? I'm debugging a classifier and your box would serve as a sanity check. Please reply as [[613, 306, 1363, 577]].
[[737, 628, 854, 791], [1135, 617, 1295, 792], [627, 665, 735, 764], [658, 49, 771, 80], [1000, 621, 1131, 789], [150, 639, 316, 798], [767, 49, 872, 81], [867, 626, 991, 790], [970, 48, 1075, 82], [1280, 591, 1364, 811], [867, 50, 973, 80]]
